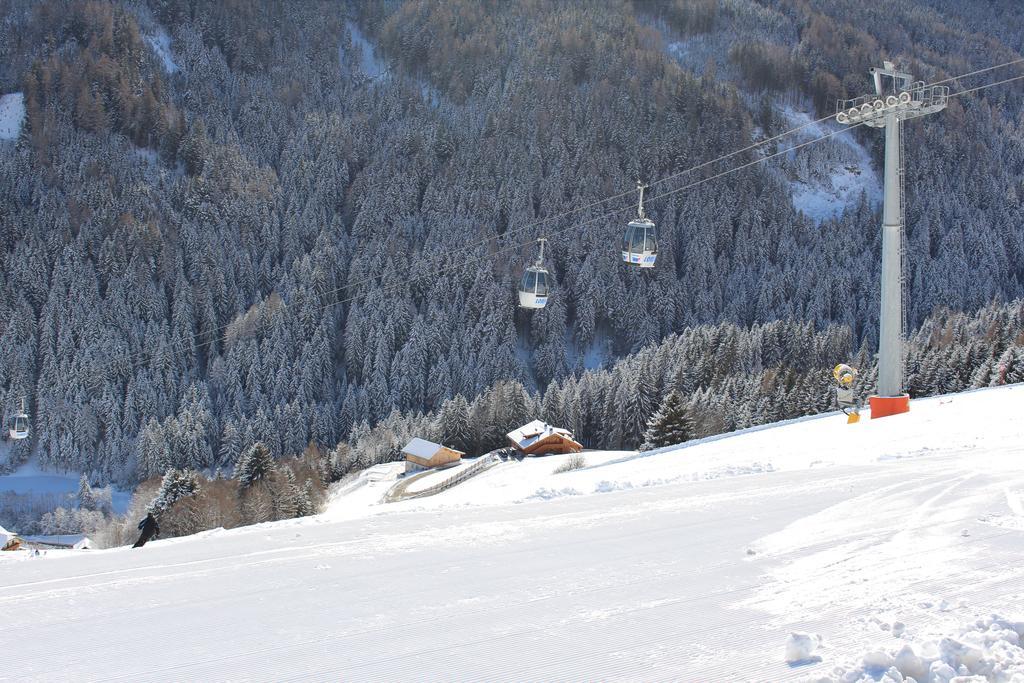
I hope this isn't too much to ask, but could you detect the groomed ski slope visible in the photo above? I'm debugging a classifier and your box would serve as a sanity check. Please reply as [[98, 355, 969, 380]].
[[2, 385, 1023, 681]]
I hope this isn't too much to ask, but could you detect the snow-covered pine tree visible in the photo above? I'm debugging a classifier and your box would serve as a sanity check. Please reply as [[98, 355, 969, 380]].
[[77, 475, 96, 511], [149, 469, 200, 515], [437, 394, 473, 454], [296, 479, 316, 517], [271, 466, 301, 521], [999, 345, 1024, 384], [234, 442, 275, 490], [642, 390, 694, 451], [90, 485, 114, 515], [326, 442, 353, 482]]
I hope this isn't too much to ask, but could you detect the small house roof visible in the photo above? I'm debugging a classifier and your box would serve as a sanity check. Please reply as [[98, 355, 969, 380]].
[[402, 438, 462, 460], [506, 420, 575, 450], [403, 438, 443, 459]]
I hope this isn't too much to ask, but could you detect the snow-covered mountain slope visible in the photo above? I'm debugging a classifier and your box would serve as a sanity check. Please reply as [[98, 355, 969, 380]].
[[2, 385, 1023, 681]]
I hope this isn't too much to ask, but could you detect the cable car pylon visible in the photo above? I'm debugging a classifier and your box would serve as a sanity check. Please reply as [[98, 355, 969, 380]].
[[835, 61, 948, 419]]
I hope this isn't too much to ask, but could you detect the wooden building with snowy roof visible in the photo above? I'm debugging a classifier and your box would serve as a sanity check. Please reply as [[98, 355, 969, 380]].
[[402, 438, 464, 473], [506, 420, 583, 456]]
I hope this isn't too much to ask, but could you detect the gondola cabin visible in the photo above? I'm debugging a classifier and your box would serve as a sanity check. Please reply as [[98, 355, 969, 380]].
[[622, 180, 657, 268], [7, 412, 28, 441], [518, 267, 549, 309], [518, 238, 551, 309], [622, 218, 657, 268]]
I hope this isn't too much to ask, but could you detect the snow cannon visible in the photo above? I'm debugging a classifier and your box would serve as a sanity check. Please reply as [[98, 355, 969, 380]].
[[832, 365, 861, 424], [832, 364, 857, 388]]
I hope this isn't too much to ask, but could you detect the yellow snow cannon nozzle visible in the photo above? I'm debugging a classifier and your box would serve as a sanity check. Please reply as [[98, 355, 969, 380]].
[[833, 364, 857, 388]]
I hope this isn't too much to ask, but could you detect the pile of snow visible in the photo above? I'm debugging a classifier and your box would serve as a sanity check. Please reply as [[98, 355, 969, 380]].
[[786, 631, 822, 664], [0, 92, 25, 141], [811, 614, 1024, 682]]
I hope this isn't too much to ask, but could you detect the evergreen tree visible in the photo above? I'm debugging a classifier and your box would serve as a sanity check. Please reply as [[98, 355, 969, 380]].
[[437, 394, 472, 454], [234, 442, 275, 490], [149, 469, 200, 515], [77, 475, 96, 511], [642, 391, 695, 451], [271, 466, 301, 521]]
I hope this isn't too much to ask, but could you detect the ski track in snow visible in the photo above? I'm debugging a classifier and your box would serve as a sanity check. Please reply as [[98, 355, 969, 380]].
[[1, 385, 1023, 680]]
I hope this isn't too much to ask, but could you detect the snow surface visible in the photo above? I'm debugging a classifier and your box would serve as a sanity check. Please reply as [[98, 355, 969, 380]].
[[0, 459, 130, 514], [0, 92, 25, 141], [145, 30, 178, 74], [1, 385, 1023, 680], [819, 614, 1024, 682], [785, 631, 821, 664], [403, 459, 475, 494]]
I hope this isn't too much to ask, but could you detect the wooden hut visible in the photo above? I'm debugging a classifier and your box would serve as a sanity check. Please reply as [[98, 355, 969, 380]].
[[507, 420, 583, 456], [0, 524, 20, 551], [402, 438, 464, 473]]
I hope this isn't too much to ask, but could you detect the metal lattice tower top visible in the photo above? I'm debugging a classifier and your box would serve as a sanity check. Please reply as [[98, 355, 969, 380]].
[[836, 61, 949, 127]]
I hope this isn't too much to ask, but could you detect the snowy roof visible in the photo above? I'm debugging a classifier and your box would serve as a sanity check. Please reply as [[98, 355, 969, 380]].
[[0, 524, 15, 546], [403, 438, 462, 460], [506, 420, 575, 450]]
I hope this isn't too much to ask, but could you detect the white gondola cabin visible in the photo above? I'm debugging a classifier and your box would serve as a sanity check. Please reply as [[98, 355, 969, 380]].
[[518, 238, 551, 309], [7, 398, 28, 441], [622, 181, 657, 268]]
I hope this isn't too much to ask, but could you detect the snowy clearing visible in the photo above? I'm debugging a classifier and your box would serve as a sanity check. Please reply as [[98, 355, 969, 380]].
[[0, 92, 25, 141], [343, 20, 388, 80], [1, 385, 1022, 680], [783, 107, 882, 223], [145, 29, 178, 74], [0, 459, 130, 514]]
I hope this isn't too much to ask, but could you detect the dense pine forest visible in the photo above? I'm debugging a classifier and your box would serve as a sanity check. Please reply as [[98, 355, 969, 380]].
[[0, 0, 1022, 535]]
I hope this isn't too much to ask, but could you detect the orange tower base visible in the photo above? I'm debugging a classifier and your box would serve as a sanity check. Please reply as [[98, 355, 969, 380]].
[[869, 394, 910, 419]]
